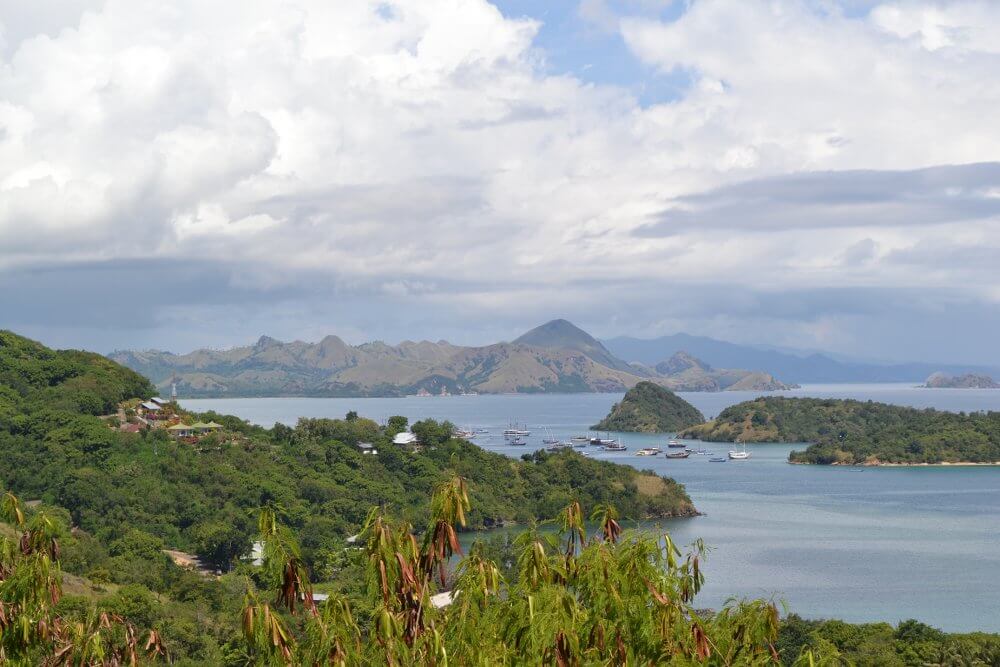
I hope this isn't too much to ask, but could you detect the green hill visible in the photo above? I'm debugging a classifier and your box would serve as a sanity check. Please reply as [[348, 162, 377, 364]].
[[0, 330, 697, 662], [591, 381, 705, 433], [1, 331, 695, 547], [678, 396, 1000, 465]]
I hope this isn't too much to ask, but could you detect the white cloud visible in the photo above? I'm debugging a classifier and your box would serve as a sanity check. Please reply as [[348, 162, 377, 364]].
[[1, 0, 1000, 358]]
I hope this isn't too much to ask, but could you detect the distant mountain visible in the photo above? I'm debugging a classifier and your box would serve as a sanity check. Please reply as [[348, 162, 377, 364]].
[[514, 319, 642, 374], [652, 352, 797, 392], [923, 373, 999, 389], [603, 334, 999, 384], [111, 320, 798, 398], [111, 324, 643, 397]]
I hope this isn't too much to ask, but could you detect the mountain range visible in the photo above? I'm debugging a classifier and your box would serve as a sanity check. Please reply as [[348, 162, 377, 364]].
[[110, 320, 795, 398], [602, 334, 1000, 384]]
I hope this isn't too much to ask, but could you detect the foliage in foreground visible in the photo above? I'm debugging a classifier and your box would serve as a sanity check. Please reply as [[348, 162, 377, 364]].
[[0, 492, 167, 665], [4, 483, 1000, 665], [241, 477, 784, 665], [679, 397, 1000, 465]]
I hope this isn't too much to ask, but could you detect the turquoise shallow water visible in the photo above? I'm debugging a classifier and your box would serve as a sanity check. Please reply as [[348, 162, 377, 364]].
[[184, 385, 1000, 631]]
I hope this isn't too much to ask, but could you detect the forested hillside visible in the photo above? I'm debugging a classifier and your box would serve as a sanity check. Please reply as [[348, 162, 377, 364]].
[[679, 396, 1000, 464], [0, 330, 696, 662]]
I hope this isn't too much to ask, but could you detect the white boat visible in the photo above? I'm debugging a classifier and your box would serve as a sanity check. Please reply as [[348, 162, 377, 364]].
[[570, 435, 589, 443], [728, 440, 752, 460], [508, 436, 528, 446], [547, 442, 573, 451], [635, 447, 660, 457], [667, 440, 684, 448], [541, 427, 559, 445], [503, 422, 530, 437], [602, 442, 627, 451]]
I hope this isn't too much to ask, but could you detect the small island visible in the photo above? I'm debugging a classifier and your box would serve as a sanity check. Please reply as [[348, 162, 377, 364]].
[[679, 396, 1000, 465], [923, 372, 999, 389], [592, 381, 705, 432]]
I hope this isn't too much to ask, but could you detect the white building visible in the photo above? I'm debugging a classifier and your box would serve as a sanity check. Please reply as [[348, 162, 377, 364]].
[[392, 431, 418, 446]]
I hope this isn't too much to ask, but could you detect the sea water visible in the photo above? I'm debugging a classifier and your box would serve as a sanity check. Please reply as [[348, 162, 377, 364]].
[[184, 384, 1000, 631]]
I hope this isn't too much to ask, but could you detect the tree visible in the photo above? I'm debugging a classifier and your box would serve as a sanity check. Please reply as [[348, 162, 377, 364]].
[[386, 415, 408, 435], [191, 519, 252, 572]]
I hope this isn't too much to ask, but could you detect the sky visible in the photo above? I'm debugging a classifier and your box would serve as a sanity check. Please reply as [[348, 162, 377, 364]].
[[1, 0, 1000, 364]]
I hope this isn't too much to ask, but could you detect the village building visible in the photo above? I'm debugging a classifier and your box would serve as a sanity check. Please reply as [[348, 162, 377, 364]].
[[140, 401, 162, 416], [392, 431, 418, 446], [191, 421, 224, 434], [167, 423, 195, 438], [355, 442, 377, 455]]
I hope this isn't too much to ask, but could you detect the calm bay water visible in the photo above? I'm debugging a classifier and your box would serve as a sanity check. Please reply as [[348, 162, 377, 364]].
[[184, 384, 1000, 631]]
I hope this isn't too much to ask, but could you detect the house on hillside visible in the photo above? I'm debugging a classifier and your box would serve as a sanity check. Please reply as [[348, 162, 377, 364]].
[[392, 431, 418, 446], [355, 442, 377, 455], [167, 423, 194, 438], [192, 421, 224, 434], [139, 401, 163, 418], [150, 397, 171, 407]]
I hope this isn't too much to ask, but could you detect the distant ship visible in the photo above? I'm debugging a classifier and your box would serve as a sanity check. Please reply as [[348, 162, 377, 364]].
[[729, 440, 751, 460]]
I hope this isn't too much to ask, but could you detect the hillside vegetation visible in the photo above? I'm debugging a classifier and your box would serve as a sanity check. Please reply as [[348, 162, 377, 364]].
[[679, 396, 1000, 465], [1, 331, 696, 557], [0, 330, 699, 661], [592, 381, 705, 433]]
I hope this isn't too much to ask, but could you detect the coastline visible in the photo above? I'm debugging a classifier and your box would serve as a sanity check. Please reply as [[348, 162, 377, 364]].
[[789, 460, 1000, 468]]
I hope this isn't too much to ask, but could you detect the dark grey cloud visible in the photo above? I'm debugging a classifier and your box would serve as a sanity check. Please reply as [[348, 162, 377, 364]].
[[6, 254, 1000, 368], [636, 162, 1000, 234]]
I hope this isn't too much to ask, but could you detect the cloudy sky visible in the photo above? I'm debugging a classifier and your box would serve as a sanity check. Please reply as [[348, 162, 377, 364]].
[[2, 0, 1000, 364]]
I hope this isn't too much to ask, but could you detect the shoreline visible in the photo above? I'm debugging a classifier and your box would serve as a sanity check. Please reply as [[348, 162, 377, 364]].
[[789, 460, 1000, 468]]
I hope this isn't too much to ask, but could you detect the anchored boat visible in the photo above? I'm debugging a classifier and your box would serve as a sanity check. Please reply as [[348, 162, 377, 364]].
[[728, 440, 752, 460]]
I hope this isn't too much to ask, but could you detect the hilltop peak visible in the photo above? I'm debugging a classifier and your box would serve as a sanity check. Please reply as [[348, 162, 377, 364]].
[[657, 351, 713, 375], [254, 335, 282, 349], [514, 319, 638, 374], [515, 319, 595, 346]]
